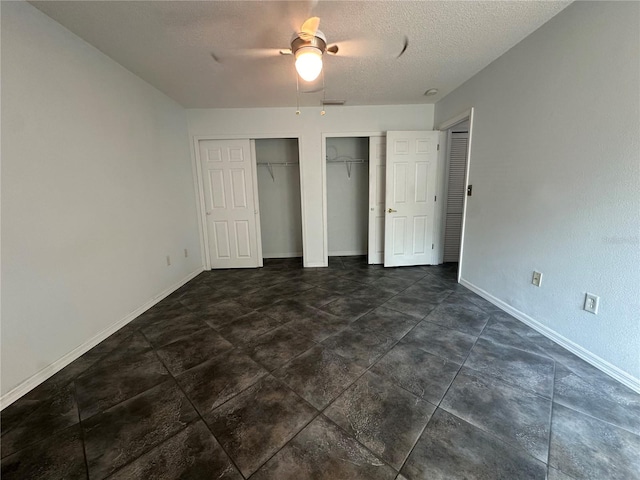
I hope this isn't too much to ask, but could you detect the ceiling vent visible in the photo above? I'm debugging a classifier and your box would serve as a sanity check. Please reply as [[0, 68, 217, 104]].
[[322, 100, 345, 106]]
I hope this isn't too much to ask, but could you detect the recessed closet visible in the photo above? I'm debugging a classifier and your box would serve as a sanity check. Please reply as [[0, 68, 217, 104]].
[[326, 137, 369, 257], [255, 138, 303, 259]]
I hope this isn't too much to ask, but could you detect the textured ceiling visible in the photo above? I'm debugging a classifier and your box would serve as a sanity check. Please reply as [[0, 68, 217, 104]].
[[30, 1, 571, 108]]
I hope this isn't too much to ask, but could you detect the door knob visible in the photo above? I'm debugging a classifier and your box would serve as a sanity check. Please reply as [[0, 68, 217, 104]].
[[206, 211, 212, 216], [388, 208, 397, 213]]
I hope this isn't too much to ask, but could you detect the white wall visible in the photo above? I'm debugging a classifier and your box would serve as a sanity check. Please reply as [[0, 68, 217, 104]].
[[1, 3, 202, 399], [326, 137, 369, 256], [435, 1, 640, 384], [255, 139, 303, 258], [188, 104, 434, 266]]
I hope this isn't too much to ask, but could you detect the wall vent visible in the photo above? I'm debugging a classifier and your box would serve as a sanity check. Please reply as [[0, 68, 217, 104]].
[[322, 100, 346, 106]]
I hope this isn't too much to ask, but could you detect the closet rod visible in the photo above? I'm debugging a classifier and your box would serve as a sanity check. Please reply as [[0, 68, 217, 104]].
[[326, 158, 368, 179], [257, 161, 298, 182], [256, 162, 299, 166], [326, 158, 368, 164]]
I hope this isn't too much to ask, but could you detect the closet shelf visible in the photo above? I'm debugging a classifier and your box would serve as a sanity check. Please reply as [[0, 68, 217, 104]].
[[257, 161, 299, 181], [326, 157, 368, 179]]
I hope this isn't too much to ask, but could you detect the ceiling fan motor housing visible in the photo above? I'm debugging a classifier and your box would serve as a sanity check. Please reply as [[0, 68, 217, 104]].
[[291, 32, 327, 55]]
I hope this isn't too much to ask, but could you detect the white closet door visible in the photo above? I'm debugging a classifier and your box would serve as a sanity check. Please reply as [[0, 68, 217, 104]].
[[199, 139, 260, 269], [384, 131, 439, 267], [443, 132, 468, 263], [368, 136, 386, 264]]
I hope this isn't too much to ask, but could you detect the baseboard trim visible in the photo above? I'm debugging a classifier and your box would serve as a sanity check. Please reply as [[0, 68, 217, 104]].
[[305, 262, 328, 268], [460, 278, 640, 394], [328, 250, 367, 257], [0, 267, 205, 410], [263, 252, 303, 259]]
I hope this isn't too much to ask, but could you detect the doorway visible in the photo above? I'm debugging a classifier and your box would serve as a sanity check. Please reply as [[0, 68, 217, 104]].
[[322, 131, 442, 268], [325, 136, 370, 258], [196, 137, 304, 269], [442, 124, 469, 263], [436, 109, 474, 282], [255, 138, 303, 259]]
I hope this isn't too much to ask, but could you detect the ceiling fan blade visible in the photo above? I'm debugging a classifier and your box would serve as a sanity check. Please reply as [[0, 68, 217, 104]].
[[328, 36, 408, 59], [210, 48, 284, 64], [397, 36, 409, 58], [326, 44, 339, 55], [299, 16, 320, 40], [301, 86, 324, 94]]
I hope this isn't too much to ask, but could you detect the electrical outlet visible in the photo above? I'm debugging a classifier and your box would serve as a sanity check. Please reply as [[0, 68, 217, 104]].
[[166, 255, 171, 266], [584, 293, 599, 314], [184, 248, 189, 258], [532, 271, 543, 287]]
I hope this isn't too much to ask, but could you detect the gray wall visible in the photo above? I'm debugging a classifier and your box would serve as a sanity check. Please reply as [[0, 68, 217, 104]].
[[435, 1, 640, 383], [1, 3, 201, 398]]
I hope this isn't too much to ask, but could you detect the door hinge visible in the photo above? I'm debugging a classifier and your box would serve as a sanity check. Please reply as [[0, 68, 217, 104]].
[[437, 144, 440, 151], [434, 195, 437, 202], [432, 244, 434, 250]]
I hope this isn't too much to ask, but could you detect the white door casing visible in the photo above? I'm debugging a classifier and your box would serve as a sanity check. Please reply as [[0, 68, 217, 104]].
[[384, 131, 439, 267], [368, 136, 386, 264], [198, 139, 260, 269]]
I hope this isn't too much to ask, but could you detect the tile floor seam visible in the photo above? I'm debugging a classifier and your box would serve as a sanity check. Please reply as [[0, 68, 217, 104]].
[[439, 311, 557, 468], [73, 381, 90, 480], [551, 398, 640, 439], [458, 363, 554, 402], [434, 401, 551, 467], [315, 311, 423, 406], [315, 412, 402, 475], [456, 318, 556, 401], [239, 405, 324, 478], [99, 421, 194, 480], [395, 316, 486, 476], [7, 261, 637, 479], [546, 360, 557, 474], [146, 344, 248, 480]]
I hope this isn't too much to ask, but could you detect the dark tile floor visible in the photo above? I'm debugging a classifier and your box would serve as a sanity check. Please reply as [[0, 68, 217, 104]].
[[2, 257, 639, 479]]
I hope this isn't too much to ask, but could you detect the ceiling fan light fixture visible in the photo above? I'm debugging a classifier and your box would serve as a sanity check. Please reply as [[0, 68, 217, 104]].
[[295, 46, 323, 82]]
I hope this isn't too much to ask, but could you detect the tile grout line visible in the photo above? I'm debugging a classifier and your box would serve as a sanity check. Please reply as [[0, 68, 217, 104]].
[[13, 262, 635, 479], [238, 265, 434, 477], [546, 360, 557, 473], [143, 334, 249, 480], [72, 381, 91, 480], [393, 294, 499, 476]]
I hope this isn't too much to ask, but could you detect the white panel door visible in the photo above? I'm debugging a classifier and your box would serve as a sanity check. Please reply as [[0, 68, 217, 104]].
[[199, 139, 260, 269], [368, 136, 386, 264], [384, 131, 439, 267]]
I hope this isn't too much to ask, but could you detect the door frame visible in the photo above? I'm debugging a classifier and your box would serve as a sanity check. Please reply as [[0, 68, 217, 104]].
[[436, 108, 475, 282], [321, 131, 385, 267], [192, 134, 305, 270]]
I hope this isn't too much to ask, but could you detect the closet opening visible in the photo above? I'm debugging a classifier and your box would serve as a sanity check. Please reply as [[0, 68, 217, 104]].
[[437, 107, 474, 282], [255, 138, 303, 262], [325, 137, 370, 260], [442, 122, 469, 265]]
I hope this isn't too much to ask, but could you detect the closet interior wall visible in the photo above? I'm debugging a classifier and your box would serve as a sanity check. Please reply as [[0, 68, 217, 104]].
[[255, 138, 303, 259], [326, 137, 369, 256]]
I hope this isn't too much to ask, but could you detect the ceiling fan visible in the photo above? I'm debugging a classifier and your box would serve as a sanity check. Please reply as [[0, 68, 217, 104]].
[[278, 17, 338, 82], [211, 16, 409, 84]]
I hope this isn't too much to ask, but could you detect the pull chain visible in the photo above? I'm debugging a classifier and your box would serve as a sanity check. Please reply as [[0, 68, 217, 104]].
[[320, 69, 326, 116], [295, 74, 301, 115]]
